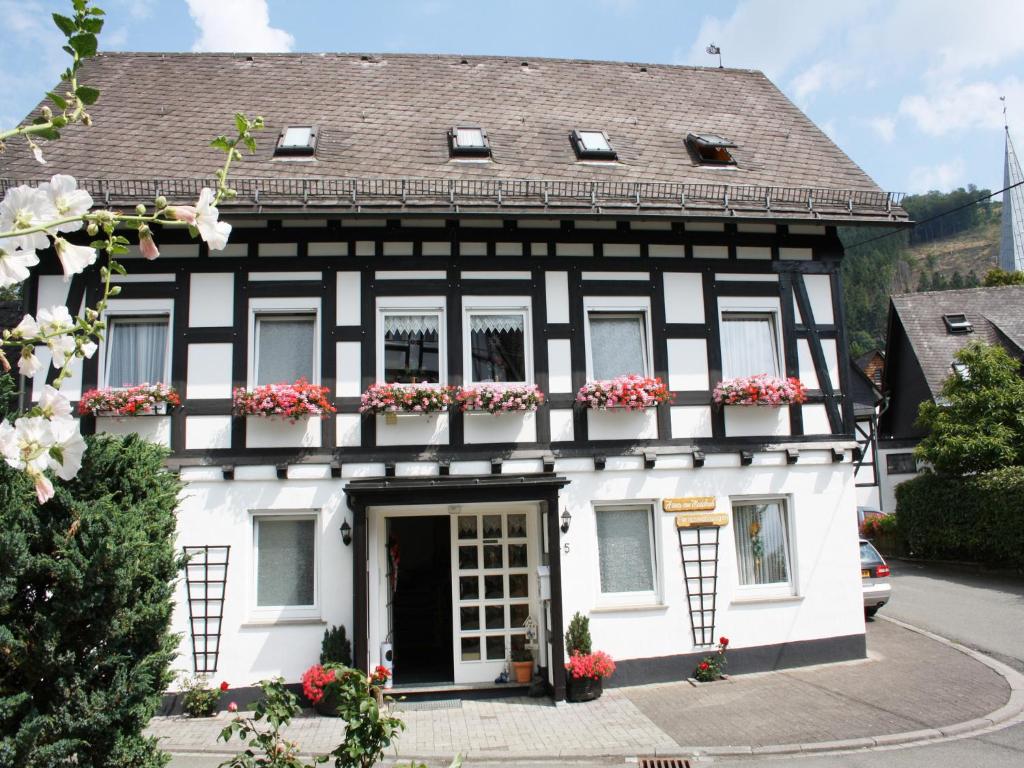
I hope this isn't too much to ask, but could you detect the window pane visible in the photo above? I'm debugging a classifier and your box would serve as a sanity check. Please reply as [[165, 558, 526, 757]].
[[257, 518, 315, 606], [383, 313, 440, 383], [256, 316, 315, 385], [282, 127, 312, 147], [106, 317, 168, 387], [470, 314, 526, 382], [456, 127, 485, 147], [589, 314, 646, 379], [720, 314, 779, 378], [596, 508, 654, 594], [733, 502, 790, 586], [579, 131, 610, 151]]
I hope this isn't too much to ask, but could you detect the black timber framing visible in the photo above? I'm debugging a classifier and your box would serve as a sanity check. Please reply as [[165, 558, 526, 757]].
[[791, 272, 844, 434], [344, 473, 571, 701]]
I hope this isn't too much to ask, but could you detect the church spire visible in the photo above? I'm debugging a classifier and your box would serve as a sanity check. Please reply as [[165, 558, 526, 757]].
[[999, 99, 1024, 272]]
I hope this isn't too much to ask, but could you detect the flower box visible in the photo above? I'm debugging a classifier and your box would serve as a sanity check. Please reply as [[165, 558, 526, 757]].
[[233, 379, 336, 420], [456, 383, 544, 414], [576, 375, 670, 411], [78, 383, 180, 417], [713, 375, 807, 407], [564, 650, 615, 703], [359, 383, 454, 416]]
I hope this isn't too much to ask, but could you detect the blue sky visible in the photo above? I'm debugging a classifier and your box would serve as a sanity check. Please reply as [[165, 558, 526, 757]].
[[2, 0, 1022, 197]]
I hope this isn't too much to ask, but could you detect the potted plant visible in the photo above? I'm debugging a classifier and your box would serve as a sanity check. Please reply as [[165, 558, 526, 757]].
[[321, 624, 353, 666], [302, 663, 392, 716], [510, 648, 534, 684], [78, 382, 180, 416], [692, 636, 730, 683], [712, 375, 807, 407], [575, 375, 670, 411], [456, 383, 544, 414], [563, 612, 615, 702], [179, 675, 229, 717], [233, 378, 336, 420], [360, 382, 454, 423]]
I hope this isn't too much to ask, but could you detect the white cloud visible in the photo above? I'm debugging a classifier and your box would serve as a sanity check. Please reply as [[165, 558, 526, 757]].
[[900, 77, 1024, 136], [867, 116, 896, 143], [908, 158, 966, 193], [186, 0, 294, 53]]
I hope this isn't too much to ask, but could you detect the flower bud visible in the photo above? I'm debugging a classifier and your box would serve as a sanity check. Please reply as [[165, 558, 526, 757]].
[[82, 113, 92, 127], [155, 195, 167, 210], [135, 204, 146, 216], [41, 105, 53, 120], [86, 221, 98, 236], [109, 285, 122, 296]]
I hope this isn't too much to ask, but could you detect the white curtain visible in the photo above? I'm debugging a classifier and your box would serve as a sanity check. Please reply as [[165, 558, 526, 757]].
[[470, 314, 523, 333], [256, 316, 315, 385], [589, 314, 646, 379], [257, 519, 315, 606], [106, 318, 168, 387], [720, 314, 779, 378], [733, 502, 790, 586], [384, 314, 439, 335], [596, 508, 654, 593]]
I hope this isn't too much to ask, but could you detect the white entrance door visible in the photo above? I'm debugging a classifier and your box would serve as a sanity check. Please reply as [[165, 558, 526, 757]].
[[450, 506, 537, 684]]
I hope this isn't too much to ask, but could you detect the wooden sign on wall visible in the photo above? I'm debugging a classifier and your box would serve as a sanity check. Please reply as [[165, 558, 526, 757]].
[[675, 512, 729, 529], [663, 497, 717, 513]]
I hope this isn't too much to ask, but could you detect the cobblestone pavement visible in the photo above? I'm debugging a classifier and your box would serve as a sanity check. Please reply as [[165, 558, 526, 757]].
[[149, 620, 1011, 760]]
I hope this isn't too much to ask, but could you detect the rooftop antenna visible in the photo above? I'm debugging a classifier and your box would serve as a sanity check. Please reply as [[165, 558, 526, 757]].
[[706, 43, 722, 68], [1001, 95, 1008, 130]]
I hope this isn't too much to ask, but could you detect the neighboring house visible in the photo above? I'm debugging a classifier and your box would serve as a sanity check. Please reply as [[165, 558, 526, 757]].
[[878, 286, 1024, 511], [2, 52, 908, 701], [850, 359, 883, 510], [855, 349, 885, 390]]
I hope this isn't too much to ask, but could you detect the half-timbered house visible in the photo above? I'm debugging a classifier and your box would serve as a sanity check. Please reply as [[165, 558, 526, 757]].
[[3, 53, 909, 701]]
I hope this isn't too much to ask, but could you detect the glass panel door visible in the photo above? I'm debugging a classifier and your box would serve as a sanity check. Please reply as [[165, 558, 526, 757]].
[[451, 506, 536, 684]]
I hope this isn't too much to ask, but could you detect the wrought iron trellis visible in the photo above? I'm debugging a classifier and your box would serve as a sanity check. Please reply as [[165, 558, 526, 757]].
[[677, 525, 720, 647], [183, 545, 231, 674]]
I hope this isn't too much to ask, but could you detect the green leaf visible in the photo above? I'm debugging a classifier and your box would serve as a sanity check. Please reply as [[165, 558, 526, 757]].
[[76, 86, 100, 105], [47, 91, 68, 110], [52, 116, 68, 128], [81, 17, 103, 34], [35, 128, 60, 141], [235, 113, 248, 133], [62, 45, 75, 57], [243, 135, 257, 154], [52, 13, 76, 36], [69, 33, 98, 58], [209, 136, 232, 151]]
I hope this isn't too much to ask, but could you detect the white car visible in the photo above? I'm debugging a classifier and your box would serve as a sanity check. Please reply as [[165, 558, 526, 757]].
[[860, 538, 891, 617]]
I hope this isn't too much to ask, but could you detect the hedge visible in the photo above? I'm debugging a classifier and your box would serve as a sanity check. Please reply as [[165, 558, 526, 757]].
[[895, 466, 1024, 570]]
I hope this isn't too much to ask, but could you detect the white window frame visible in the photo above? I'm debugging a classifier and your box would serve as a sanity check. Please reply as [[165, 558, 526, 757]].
[[583, 296, 653, 380], [592, 501, 662, 608], [729, 495, 797, 599], [717, 296, 785, 379], [462, 295, 533, 385], [99, 298, 173, 389], [376, 296, 447, 385], [247, 297, 321, 387], [249, 509, 321, 623]]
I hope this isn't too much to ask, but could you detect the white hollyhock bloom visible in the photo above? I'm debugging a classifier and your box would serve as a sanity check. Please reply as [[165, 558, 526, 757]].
[[0, 420, 14, 463], [194, 187, 231, 251], [12, 314, 40, 339], [37, 305, 74, 335], [0, 185, 57, 251], [48, 417, 85, 481], [31, 145, 46, 166], [39, 385, 73, 420], [18, 348, 43, 378], [0, 239, 39, 288], [54, 237, 98, 278], [81, 340, 97, 359], [3, 416, 54, 473], [40, 175, 93, 233], [48, 335, 76, 368]]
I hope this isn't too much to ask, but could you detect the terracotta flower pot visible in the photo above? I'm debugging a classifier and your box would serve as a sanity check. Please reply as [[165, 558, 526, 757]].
[[512, 661, 534, 684], [565, 676, 603, 702]]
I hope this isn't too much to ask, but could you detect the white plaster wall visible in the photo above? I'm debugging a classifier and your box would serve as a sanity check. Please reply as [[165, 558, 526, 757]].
[[670, 406, 713, 438], [547, 340, 573, 393], [374, 413, 449, 446], [877, 446, 921, 513], [246, 415, 322, 449], [463, 411, 537, 444], [171, 478, 352, 688], [545, 271, 569, 323], [663, 273, 704, 323], [586, 408, 659, 440], [187, 344, 234, 399], [804, 274, 834, 325], [802, 403, 832, 435], [335, 342, 361, 397], [189, 274, 234, 326], [185, 415, 232, 449], [550, 409, 575, 442], [95, 415, 171, 447], [667, 339, 709, 391], [724, 405, 791, 437], [335, 413, 361, 447], [336, 272, 361, 325]]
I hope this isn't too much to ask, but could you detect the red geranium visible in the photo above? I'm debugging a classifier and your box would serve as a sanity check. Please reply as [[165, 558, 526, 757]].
[[699, 662, 710, 671], [234, 379, 336, 420], [370, 665, 391, 686], [564, 650, 616, 680], [219, 681, 229, 692], [301, 664, 338, 705]]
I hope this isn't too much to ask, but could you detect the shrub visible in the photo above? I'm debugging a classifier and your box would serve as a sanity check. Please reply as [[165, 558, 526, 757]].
[[0, 432, 182, 767], [564, 612, 592, 656], [321, 624, 353, 666], [219, 678, 309, 767], [896, 467, 1024, 569], [180, 676, 227, 718], [694, 637, 729, 682]]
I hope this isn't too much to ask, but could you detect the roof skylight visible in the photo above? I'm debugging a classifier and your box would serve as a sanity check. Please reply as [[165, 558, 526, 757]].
[[448, 125, 491, 157], [687, 132, 736, 164], [942, 313, 973, 334], [274, 125, 317, 157], [571, 129, 616, 160]]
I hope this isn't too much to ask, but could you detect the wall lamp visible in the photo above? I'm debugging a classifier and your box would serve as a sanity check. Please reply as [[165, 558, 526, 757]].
[[560, 509, 572, 534], [340, 519, 352, 546]]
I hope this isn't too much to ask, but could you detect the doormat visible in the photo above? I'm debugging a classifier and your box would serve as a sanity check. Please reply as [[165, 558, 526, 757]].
[[393, 698, 464, 711]]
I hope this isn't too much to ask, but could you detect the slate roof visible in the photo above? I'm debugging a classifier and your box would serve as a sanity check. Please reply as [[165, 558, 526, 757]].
[[0, 53, 906, 221], [889, 286, 1024, 397]]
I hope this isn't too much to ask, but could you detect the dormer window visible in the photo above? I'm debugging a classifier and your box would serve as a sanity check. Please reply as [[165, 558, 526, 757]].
[[952, 362, 970, 380], [687, 133, 736, 164], [942, 313, 973, 334], [571, 129, 616, 160], [274, 125, 317, 157], [448, 126, 490, 158]]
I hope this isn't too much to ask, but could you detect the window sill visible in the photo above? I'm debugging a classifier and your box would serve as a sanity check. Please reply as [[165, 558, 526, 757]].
[[729, 594, 804, 606], [241, 617, 326, 628], [590, 603, 668, 614]]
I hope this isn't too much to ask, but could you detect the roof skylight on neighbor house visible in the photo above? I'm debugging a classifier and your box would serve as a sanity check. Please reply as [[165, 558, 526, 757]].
[[942, 313, 973, 334], [448, 125, 491, 157], [687, 133, 736, 164], [274, 125, 317, 157], [570, 129, 617, 160], [952, 362, 971, 380]]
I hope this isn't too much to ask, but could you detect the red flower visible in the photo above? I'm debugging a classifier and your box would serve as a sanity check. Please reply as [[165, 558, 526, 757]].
[[227, 701, 238, 713], [699, 662, 710, 671], [719, 636, 729, 647], [220, 681, 229, 692]]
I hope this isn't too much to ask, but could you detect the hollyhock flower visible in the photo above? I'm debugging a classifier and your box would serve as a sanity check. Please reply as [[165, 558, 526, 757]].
[[167, 204, 197, 225], [48, 335, 77, 368], [2, 416, 55, 473], [31, 144, 46, 166], [194, 188, 231, 251], [11, 314, 40, 339], [138, 226, 160, 260], [39, 175, 93, 232], [37, 305, 74, 335], [81, 340, 97, 359], [29, 467, 54, 504], [18, 348, 42, 378], [48, 417, 85, 481], [0, 185, 58, 251], [38, 385, 73, 420], [54, 237, 98, 278], [0, 240, 39, 288]]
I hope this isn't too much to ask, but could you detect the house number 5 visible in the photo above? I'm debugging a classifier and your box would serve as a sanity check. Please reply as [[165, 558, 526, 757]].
[[563, 542, 570, 554]]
